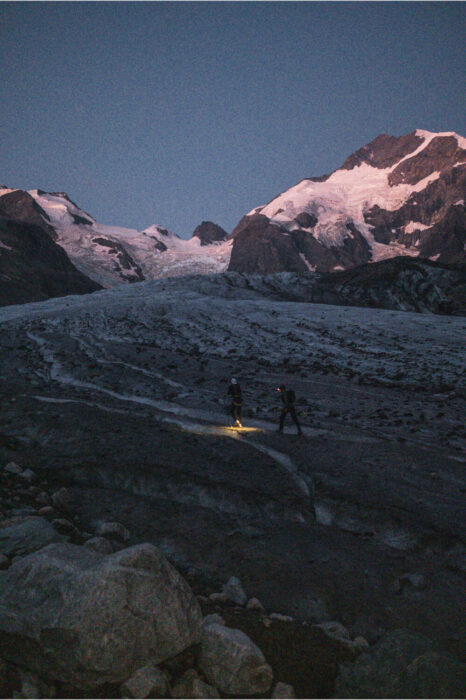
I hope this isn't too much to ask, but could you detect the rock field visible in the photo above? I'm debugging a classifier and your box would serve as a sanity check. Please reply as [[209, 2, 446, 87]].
[[0, 274, 465, 697]]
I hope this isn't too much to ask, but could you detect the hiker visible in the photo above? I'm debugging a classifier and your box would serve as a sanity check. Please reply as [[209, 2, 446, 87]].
[[228, 377, 243, 427], [277, 384, 302, 435]]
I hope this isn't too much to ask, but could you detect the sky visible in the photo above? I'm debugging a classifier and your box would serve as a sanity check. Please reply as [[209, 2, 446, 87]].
[[1, 2, 465, 238]]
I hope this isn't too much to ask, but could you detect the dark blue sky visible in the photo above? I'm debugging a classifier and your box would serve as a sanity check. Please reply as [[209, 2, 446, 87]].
[[1, 2, 464, 238]]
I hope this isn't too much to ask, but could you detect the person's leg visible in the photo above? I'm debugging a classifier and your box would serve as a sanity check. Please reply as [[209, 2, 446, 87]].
[[279, 408, 287, 432], [290, 407, 302, 434], [231, 402, 237, 422], [237, 403, 242, 425]]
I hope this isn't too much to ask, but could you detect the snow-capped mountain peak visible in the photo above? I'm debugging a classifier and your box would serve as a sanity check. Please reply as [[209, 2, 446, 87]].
[[231, 129, 465, 274], [1, 129, 464, 290], [0, 187, 232, 288]]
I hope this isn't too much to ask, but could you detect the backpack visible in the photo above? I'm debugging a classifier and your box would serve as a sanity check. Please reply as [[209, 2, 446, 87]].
[[287, 389, 296, 404]]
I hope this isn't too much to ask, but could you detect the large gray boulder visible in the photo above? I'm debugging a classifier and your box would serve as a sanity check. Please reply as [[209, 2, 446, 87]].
[[171, 669, 219, 698], [0, 517, 67, 558], [120, 662, 168, 699], [199, 622, 273, 695], [0, 542, 202, 688], [334, 629, 466, 698]]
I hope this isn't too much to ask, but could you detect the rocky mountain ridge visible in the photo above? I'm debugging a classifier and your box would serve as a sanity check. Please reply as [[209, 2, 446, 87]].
[[228, 129, 465, 274], [0, 187, 232, 291], [0, 215, 102, 307], [1, 129, 464, 306]]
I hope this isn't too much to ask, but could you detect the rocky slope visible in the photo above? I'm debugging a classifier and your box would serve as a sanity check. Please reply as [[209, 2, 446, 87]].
[[191, 221, 228, 246], [0, 215, 102, 307], [228, 129, 466, 274]]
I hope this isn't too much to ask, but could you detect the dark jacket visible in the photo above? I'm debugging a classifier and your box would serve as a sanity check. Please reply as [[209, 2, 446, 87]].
[[280, 389, 295, 407], [228, 383, 242, 404]]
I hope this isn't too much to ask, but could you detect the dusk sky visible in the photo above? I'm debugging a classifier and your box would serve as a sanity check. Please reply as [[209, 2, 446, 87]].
[[1, 2, 464, 238]]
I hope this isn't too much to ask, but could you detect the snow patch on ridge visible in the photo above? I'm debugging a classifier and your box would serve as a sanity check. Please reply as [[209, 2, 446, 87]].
[[404, 221, 431, 234]]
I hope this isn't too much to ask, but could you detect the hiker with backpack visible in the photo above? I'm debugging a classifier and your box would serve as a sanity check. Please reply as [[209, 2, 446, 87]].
[[228, 377, 243, 427], [277, 384, 302, 435]]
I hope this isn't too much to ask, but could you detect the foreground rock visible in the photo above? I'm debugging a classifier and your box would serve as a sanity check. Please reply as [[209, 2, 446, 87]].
[[334, 628, 466, 698], [120, 662, 168, 699], [200, 622, 273, 695], [272, 681, 297, 698], [171, 668, 219, 698], [0, 542, 202, 688], [0, 517, 67, 558], [221, 575, 247, 606]]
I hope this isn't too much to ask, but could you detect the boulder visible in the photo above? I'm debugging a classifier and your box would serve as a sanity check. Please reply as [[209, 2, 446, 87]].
[[34, 492, 51, 508], [246, 597, 265, 612], [171, 669, 219, 698], [270, 613, 294, 622], [199, 622, 273, 695], [18, 669, 42, 699], [51, 487, 73, 513], [209, 592, 227, 603], [0, 542, 202, 688], [315, 620, 351, 640], [389, 650, 466, 698], [314, 621, 369, 656], [272, 681, 297, 698], [334, 629, 465, 698], [393, 572, 425, 593], [95, 521, 130, 542], [18, 469, 37, 484], [52, 518, 77, 536], [37, 506, 57, 519], [221, 576, 247, 606], [202, 614, 225, 629], [4, 462, 23, 476], [83, 536, 113, 555], [0, 517, 67, 558], [120, 662, 168, 699]]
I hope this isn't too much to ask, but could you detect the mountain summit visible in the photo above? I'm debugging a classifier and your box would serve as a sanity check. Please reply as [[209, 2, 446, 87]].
[[1, 129, 464, 300], [228, 129, 465, 274]]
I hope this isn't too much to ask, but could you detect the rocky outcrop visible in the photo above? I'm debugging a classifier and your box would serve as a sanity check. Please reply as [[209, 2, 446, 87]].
[[0, 517, 67, 558], [120, 662, 169, 698], [341, 132, 424, 171], [91, 237, 144, 282], [227, 250, 465, 315], [365, 165, 466, 263], [229, 215, 308, 274], [171, 668, 219, 698], [0, 190, 56, 239], [228, 214, 372, 274], [192, 222, 228, 246], [0, 217, 102, 307], [200, 621, 274, 695], [388, 135, 466, 186], [0, 542, 203, 687], [312, 257, 466, 315]]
